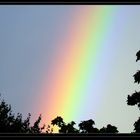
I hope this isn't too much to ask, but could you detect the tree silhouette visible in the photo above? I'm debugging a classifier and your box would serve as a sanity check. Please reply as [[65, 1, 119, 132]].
[[127, 50, 140, 133], [0, 94, 120, 134], [30, 114, 45, 133], [133, 117, 140, 133], [133, 71, 140, 84], [127, 91, 140, 109], [136, 50, 140, 62], [99, 124, 118, 133], [0, 95, 45, 133], [46, 125, 53, 133], [51, 116, 118, 133], [51, 116, 79, 133], [78, 119, 99, 133], [51, 116, 65, 128], [65, 121, 79, 133]]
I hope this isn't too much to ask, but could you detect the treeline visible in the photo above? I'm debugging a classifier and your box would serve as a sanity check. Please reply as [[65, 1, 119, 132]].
[[0, 50, 140, 133], [0, 96, 118, 133]]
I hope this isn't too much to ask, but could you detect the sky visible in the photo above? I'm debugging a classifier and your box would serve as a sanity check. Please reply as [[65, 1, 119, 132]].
[[0, 5, 140, 133]]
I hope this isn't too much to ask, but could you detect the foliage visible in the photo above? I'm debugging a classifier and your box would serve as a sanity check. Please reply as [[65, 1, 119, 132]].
[[0, 95, 119, 133], [134, 117, 140, 133], [133, 71, 140, 84], [127, 50, 140, 133], [127, 91, 140, 109], [78, 119, 98, 133], [0, 96, 45, 133], [100, 124, 118, 133], [51, 116, 118, 133], [136, 50, 140, 62], [51, 116, 79, 133]]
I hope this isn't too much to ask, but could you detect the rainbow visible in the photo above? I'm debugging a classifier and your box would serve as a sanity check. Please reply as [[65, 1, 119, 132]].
[[37, 5, 117, 132]]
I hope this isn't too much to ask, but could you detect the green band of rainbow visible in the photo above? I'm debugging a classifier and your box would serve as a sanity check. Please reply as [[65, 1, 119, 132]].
[[38, 6, 117, 132]]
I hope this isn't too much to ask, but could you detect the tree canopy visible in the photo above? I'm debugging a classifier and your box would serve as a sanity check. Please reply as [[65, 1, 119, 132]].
[[51, 116, 118, 133], [0, 96, 119, 133], [0, 96, 45, 133], [127, 50, 140, 133]]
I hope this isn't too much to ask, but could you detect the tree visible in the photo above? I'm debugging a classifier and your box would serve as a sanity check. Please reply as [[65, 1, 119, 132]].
[[127, 50, 140, 133], [51, 116, 118, 133], [51, 116, 65, 128], [0, 94, 119, 134], [0, 95, 45, 133], [46, 125, 53, 133], [51, 116, 79, 133], [65, 121, 79, 133], [78, 119, 99, 133], [99, 124, 118, 133], [133, 117, 140, 133], [127, 91, 140, 109], [133, 71, 140, 84], [30, 114, 45, 133], [136, 50, 140, 62]]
